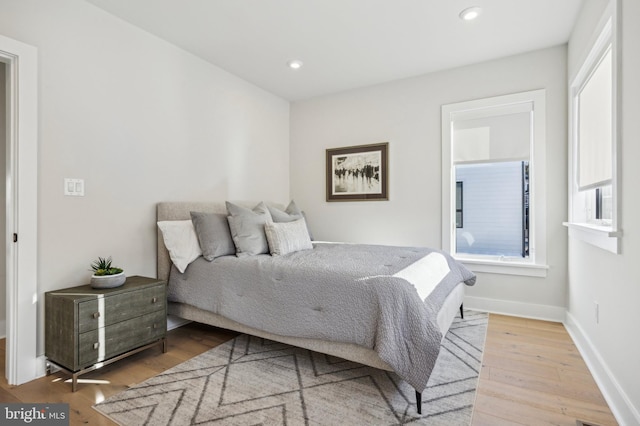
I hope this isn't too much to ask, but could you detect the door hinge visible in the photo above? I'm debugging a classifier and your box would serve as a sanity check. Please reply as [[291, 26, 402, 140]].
[[13, 233, 17, 243]]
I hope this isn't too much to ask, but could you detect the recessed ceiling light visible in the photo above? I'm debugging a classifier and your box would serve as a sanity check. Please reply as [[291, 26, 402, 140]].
[[287, 59, 303, 70], [459, 6, 482, 21]]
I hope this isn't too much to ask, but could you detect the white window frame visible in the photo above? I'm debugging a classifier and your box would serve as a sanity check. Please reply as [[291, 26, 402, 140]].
[[565, 2, 621, 254], [442, 90, 548, 277]]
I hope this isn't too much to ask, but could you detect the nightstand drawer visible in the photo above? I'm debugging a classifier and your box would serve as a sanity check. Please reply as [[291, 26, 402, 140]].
[[78, 310, 166, 368], [78, 283, 165, 333]]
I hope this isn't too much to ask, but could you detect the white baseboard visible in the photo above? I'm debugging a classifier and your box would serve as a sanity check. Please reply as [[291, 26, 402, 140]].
[[464, 295, 566, 322], [564, 312, 640, 426], [37, 355, 48, 379]]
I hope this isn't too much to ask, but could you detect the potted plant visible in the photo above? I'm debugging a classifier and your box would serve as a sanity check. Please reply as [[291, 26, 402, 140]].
[[90, 256, 126, 289]]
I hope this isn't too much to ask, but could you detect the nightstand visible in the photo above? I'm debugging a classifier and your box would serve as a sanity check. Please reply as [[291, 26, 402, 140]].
[[45, 275, 167, 391]]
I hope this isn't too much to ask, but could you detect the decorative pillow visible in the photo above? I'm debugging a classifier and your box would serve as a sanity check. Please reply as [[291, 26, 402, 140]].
[[264, 218, 313, 256], [190, 211, 236, 261], [267, 200, 314, 240], [226, 201, 273, 256], [157, 220, 202, 273], [267, 200, 303, 222]]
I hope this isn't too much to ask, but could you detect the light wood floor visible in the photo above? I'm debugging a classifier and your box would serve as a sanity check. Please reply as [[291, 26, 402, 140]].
[[472, 315, 617, 426], [0, 314, 617, 425]]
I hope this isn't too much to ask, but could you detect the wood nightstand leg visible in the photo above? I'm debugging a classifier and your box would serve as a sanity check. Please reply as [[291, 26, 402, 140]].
[[162, 338, 168, 353], [72, 373, 79, 392]]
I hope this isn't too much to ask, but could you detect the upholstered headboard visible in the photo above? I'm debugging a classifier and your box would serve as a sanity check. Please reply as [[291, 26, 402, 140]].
[[156, 201, 285, 282]]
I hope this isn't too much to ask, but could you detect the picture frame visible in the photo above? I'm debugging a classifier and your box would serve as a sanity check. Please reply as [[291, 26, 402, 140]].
[[326, 142, 388, 202]]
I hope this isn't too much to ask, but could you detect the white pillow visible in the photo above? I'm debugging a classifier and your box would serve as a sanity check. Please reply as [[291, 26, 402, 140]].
[[264, 218, 313, 256], [157, 220, 202, 273]]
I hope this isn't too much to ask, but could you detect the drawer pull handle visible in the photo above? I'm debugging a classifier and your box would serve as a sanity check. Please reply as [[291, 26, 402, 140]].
[[92, 312, 100, 319], [151, 297, 158, 303], [93, 342, 100, 349], [153, 323, 158, 329]]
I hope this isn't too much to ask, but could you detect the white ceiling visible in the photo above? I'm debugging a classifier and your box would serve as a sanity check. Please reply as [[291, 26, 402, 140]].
[[85, 0, 583, 101]]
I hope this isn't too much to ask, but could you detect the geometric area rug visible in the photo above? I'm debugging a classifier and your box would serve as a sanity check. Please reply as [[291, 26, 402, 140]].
[[94, 311, 488, 425]]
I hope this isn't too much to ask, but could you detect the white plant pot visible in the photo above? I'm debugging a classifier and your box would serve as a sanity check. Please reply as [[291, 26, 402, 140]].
[[91, 272, 126, 289]]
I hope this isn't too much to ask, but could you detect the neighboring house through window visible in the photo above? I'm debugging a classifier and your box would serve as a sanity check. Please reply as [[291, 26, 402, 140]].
[[455, 161, 529, 258]]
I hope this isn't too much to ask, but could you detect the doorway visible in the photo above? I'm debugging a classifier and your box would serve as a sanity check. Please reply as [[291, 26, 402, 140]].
[[1, 34, 39, 385], [0, 62, 5, 340]]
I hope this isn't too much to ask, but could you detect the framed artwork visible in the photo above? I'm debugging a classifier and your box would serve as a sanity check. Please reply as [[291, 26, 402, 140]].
[[326, 142, 388, 202]]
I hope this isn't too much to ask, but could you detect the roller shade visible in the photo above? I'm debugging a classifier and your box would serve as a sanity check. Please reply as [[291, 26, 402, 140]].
[[578, 48, 612, 190], [452, 102, 532, 165]]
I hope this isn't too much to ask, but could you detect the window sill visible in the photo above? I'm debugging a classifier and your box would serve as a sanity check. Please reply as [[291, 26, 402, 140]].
[[453, 256, 549, 277], [563, 222, 621, 254]]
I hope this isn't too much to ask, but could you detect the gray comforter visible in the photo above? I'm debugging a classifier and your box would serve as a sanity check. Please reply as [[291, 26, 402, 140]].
[[168, 243, 475, 392]]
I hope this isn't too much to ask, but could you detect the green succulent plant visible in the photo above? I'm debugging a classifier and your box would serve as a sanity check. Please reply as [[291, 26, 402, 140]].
[[90, 256, 123, 276]]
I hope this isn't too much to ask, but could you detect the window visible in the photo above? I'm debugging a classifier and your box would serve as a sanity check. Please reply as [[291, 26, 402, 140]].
[[442, 90, 547, 277], [566, 7, 621, 254]]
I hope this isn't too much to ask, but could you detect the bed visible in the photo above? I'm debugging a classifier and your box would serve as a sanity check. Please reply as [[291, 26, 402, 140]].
[[156, 201, 476, 414]]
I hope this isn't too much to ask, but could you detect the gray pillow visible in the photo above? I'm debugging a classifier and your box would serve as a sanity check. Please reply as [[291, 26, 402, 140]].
[[226, 201, 273, 256], [190, 211, 236, 260], [267, 200, 302, 222], [267, 200, 314, 240], [264, 218, 313, 256]]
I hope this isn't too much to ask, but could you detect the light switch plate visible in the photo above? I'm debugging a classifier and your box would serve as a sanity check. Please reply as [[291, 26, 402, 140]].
[[64, 178, 85, 196]]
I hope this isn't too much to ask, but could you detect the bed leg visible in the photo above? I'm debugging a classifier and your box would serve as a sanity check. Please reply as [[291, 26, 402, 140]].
[[460, 303, 464, 319], [415, 390, 422, 414]]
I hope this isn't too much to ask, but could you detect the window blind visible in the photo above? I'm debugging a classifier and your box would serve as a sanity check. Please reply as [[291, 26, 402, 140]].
[[578, 48, 612, 190], [452, 102, 532, 165]]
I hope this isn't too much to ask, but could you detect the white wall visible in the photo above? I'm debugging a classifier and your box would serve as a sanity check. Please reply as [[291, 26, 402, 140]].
[[291, 46, 568, 319], [0, 0, 290, 354], [566, 0, 640, 423]]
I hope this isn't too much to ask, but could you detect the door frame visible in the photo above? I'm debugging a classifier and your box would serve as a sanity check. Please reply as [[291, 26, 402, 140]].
[[1, 34, 38, 385]]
